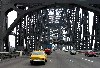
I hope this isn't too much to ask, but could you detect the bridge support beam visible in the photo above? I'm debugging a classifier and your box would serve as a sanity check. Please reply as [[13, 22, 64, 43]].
[[0, 10, 9, 51]]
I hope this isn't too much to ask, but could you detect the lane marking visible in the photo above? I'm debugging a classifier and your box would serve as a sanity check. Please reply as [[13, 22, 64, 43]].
[[72, 61, 74, 62], [81, 57, 94, 63], [91, 61, 94, 62], [88, 60, 90, 61], [50, 60, 52, 62], [69, 59, 74, 63]]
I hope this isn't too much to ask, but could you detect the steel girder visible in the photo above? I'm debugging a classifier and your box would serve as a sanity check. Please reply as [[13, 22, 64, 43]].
[[91, 14, 100, 51], [1, 0, 100, 51], [3, 1, 100, 38]]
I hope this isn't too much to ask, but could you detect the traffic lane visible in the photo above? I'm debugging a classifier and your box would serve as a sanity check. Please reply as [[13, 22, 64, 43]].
[[78, 53, 100, 67], [52, 51, 77, 68], [66, 51, 100, 61], [0, 57, 29, 68], [56, 51, 91, 68], [54, 50, 84, 68], [64, 52, 100, 68], [28, 51, 76, 68], [0, 52, 62, 68], [74, 52, 100, 63], [0, 51, 84, 68], [1, 50, 100, 68]]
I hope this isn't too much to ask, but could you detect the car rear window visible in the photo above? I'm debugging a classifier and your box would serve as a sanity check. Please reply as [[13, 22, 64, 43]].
[[32, 51, 45, 55]]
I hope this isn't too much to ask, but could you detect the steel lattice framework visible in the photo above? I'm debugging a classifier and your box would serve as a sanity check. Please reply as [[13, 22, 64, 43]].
[[0, 0, 100, 52]]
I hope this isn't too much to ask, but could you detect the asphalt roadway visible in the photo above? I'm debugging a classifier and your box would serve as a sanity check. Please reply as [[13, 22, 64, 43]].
[[0, 50, 100, 68]]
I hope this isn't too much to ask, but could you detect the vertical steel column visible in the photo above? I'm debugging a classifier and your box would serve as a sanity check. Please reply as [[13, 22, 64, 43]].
[[94, 15, 100, 51], [71, 8, 76, 50], [82, 9, 90, 50], [91, 14, 96, 50], [15, 19, 24, 51], [15, 25, 19, 50], [58, 7, 61, 49], [26, 13, 34, 51], [75, 7, 82, 50], [20, 19, 24, 50], [26, 14, 30, 51], [23, 16, 27, 49], [4, 16, 9, 51], [34, 12, 40, 50], [66, 8, 72, 50], [65, 7, 74, 50], [94, 15, 98, 51], [29, 13, 34, 51], [72, 8, 78, 50], [0, 1, 9, 51], [0, 0, 4, 51]]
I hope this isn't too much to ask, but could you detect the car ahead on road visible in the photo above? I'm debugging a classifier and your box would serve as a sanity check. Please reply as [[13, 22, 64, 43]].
[[70, 50, 76, 55], [30, 51, 47, 65], [85, 51, 98, 57], [44, 48, 52, 55]]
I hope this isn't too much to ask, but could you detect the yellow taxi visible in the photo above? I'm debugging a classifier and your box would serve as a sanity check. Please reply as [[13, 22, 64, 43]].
[[30, 50, 47, 65]]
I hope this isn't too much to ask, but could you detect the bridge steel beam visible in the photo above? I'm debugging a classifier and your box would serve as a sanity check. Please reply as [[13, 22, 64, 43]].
[[92, 14, 100, 51], [1, 0, 100, 51]]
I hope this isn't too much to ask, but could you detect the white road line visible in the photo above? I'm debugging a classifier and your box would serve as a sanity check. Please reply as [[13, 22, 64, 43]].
[[81, 57, 94, 63], [69, 59, 72, 61], [82, 58, 84, 59], [50, 60, 52, 62], [69, 59, 74, 63], [91, 61, 94, 62], [88, 60, 90, 61]]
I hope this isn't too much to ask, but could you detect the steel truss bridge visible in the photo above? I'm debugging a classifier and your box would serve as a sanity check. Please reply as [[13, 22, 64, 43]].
[[0, 0, 100, 52]]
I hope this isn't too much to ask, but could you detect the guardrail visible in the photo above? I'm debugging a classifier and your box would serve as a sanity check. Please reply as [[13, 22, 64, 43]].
[[0, 52, 20, 61]]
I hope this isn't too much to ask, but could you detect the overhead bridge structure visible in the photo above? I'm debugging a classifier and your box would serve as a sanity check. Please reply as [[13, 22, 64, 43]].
[[0, 0, 100, 52]]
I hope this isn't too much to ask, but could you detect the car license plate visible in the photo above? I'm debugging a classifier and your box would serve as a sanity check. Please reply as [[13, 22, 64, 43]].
[[34, 59, 41, 61]]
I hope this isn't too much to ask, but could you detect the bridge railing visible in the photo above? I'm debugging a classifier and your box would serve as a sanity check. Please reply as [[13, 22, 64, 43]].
[[0, 52, 20, 61]]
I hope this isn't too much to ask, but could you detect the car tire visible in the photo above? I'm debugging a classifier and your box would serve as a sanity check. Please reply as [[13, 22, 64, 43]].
[[94, 55, 97, 57], [30, 62, 33, 65], [43, 62, 45, 65], [45, 59, 47, 62], [87, 55, 89, 57]]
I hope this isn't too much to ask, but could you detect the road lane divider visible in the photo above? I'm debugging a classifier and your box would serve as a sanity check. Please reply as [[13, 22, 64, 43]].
[[50, 59, 52, 62], [82, 58, 84, 59], [91, 61, 94, 62], [81, 57, 94, 63], [88, 60, 90, 61]]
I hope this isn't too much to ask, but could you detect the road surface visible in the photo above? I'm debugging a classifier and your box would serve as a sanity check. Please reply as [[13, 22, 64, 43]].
[[0, 50, 100, 68]]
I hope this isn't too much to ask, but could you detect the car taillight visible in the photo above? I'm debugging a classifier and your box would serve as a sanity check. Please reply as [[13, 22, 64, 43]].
[[93, 52, 96, 54]]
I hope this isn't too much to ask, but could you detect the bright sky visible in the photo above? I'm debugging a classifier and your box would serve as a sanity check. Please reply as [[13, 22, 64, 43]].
[[7, 10, 94, 48], [8, 11, 17, 47]]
